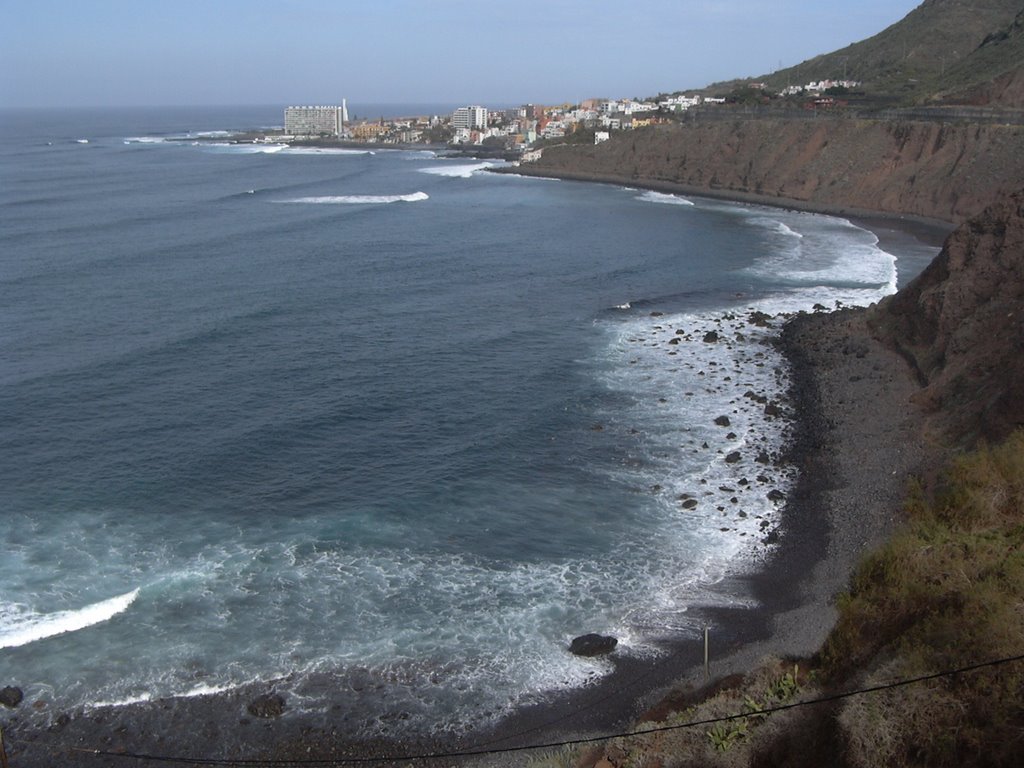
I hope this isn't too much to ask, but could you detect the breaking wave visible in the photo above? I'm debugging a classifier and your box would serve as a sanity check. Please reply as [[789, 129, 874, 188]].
[[0, 589, 140, 649], [637, 190, 694, 206], [418, 161, 497, 178], [275, 192, 429, 204]]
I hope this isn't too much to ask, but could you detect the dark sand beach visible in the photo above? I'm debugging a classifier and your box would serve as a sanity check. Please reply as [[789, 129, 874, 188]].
[[1, 199, 948, 768]]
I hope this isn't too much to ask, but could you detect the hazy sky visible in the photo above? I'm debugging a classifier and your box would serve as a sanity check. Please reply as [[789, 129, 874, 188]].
[[2, 0, 923, 108]]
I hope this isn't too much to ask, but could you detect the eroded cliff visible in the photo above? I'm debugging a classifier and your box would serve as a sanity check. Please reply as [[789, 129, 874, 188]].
[[527, 119, 1024, 223], [869, 188, 1024, 444]]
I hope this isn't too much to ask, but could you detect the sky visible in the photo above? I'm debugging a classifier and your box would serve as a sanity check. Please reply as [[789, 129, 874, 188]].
[[1, 0, 925, 108]]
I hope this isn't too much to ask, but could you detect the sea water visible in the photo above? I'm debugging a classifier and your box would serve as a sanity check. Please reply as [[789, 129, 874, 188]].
[[0, 106, 938, 735]]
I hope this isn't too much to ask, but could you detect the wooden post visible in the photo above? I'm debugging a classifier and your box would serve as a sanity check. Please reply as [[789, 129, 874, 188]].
[[703, 626, 710, 680]]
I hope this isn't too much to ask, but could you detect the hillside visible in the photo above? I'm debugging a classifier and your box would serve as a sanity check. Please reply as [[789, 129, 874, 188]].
[[929, 7, 1024, 106], [755, 0, 1023, 105], [523, 119, 1024, 224]]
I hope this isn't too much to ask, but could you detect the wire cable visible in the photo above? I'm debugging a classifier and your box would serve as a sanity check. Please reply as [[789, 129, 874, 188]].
[[52, 651, 1024, 766]]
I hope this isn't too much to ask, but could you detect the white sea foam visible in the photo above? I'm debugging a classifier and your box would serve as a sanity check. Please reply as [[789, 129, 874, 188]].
[[123, 136, 167, 145], [595, 307, 796, 582], [742, 213, 898, 305], [0, 588, 140, 649], [637, 190, 695, 206], [90, 693, 153, 708], [276, 192, 428, 205], [774, 221, 803, 238], [280, 146, 372, 156], [418, 161, 496, 178]]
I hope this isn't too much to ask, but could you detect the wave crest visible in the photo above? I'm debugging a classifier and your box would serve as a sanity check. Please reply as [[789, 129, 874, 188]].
[[276, 192, 429, 205], [637, 190, 694, 206], [0, 589, 140, 649], [418, 162, 496, 178]]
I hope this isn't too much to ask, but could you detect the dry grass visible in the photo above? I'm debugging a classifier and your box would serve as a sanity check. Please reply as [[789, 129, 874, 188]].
[[825, 431, 1024, 767], [589, 657, 820, 768]]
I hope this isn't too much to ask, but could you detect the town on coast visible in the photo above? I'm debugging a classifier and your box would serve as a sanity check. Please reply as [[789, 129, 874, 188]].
[[229, 75, 861, 157]]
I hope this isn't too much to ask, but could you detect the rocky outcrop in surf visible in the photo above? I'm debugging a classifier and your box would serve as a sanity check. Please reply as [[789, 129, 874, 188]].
[[869, 188, 1024, 444]]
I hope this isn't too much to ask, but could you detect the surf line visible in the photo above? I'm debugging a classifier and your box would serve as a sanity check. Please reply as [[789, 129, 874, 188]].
[[0, 588, 140, 649]]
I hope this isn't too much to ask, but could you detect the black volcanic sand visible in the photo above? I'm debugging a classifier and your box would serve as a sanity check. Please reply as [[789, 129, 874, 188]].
[[1, 232, 946, 768]]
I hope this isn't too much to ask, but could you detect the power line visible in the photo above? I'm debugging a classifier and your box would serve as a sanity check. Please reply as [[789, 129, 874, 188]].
[[43, 652, 1024, 766]]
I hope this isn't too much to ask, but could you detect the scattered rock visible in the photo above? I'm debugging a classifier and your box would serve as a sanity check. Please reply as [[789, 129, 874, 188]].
[[714, 415, 731, 427], [764, 401, 782, 417], [768, 489, 786, 502], [247, 693, 286, 719], [1, 686, 24, 709], [755, 452, 771, 464], [703, 331, 719, 343], [724, 451, 742, 463], [681, 498, 699, 509], [569, 633, 618, 657]]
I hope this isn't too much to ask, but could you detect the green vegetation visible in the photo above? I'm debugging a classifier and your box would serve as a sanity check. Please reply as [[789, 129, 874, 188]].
[[823, 431, 1024, 767]]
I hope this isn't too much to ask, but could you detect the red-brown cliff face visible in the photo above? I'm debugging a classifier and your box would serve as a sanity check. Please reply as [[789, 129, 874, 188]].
[[869, 188, 1024, 444], [528, 120, 1024, 224]]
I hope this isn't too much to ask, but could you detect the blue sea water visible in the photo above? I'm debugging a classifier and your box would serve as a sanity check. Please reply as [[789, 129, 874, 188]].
[[0, 106, 938, 735]]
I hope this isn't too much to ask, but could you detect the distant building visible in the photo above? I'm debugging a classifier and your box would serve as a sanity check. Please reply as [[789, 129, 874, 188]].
[[284, 105, 345, 136], [452, 105, 488, 130]]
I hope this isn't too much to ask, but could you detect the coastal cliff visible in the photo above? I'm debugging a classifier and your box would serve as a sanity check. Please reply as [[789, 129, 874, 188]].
[[869, 187, 1024, 444], [524, 119, 1024, 224]]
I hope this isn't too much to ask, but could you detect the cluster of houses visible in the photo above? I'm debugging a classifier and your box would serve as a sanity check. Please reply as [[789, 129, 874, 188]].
[[779, 78, 861, 96], [284, 79, 863, 151], [343, 94, 726, 150]]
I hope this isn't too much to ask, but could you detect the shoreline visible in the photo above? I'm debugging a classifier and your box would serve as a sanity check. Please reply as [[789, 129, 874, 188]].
[[2, 197, 946, 767], [494, 165, 957, 243]]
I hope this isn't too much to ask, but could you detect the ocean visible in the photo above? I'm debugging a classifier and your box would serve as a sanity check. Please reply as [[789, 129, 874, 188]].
[[0, 106, 939, 737]]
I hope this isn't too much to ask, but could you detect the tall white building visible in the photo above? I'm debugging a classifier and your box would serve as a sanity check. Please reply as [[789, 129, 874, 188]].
[[452, 105, 488, 130], [284, 105, 345, 136]]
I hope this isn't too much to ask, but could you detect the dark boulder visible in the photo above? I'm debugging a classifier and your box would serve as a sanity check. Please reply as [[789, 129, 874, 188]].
[[247, 692, 286, 719], [0, 686, 24, 708], [725, 451, 742, 463], [703, 331, 719, 343], [569, 633, 618, 657], [714, 415, 731, 427]]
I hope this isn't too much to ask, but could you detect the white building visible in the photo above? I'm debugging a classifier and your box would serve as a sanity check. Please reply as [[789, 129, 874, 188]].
[[284, 105, 345, 136], [452, 105, 488, 130]]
